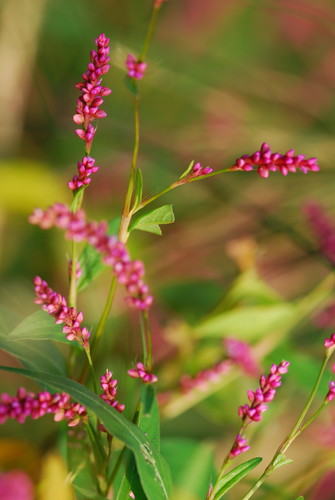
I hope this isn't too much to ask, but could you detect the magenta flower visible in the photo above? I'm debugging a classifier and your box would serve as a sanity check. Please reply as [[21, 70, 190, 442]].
[[224, 337, 260, 377], [29, 204, 153, 311], [324, 332, 335, 351], [326, 381, 335, 402], [73, 33, 111, 153], [126, 54, 147, 79], [229, 434, 250, 459], [0, 387, 87, 427], [232, 143, 319, 178], [304, 202, 335, 265], [100, 370, 125, 412], [0, 470, 34, 500], [238, 361, 289, 424], [190, 162, 213, 178], [68, 156, 100, 191], [128, 362, 158, 384], [180, 360, 232, 394]]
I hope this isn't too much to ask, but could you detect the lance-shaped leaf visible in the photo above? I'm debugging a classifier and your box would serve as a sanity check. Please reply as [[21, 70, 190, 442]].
[[0, 366, 172, 500], [211, 457, 262, 500], [132, 168, 143, 211], [179, 160, 195, 180], [8, 311, 72, 344], [129, 205, 175, 235]]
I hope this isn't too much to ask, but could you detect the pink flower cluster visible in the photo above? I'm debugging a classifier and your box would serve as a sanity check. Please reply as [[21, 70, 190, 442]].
[[128, 362, 158, 384], [190, 162, 213, 178], [232, 143, 319, 179], [34, 276, 90, 349], [304, 202, 335, 265], [126, 54, 147, 80], [238, 361, 289, 424], [324, 332, 335, 350], [326, 381, 335, 402], [180, 360, 232, 394], [0, 387, 87, 427], [68, 156, 99, 192], [224, 337, 260, 377], [229, 434, 250, 459], [100, 370, 125, 412], [29, 204, 153, 310], [0, 470, 34, 500], [73, 33, 111, 152]]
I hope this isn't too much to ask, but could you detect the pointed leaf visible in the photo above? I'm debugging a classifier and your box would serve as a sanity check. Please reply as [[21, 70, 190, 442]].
[[124, 75, 138, 96], [8, 311, 71, 344], [133, 168, 143, 211], [0, 366, 172, 500], [179, 160, 194, 180], [0, 307, 66, 374], [211, 457, 262, 500], [272, 453, 293, 470], [77, 217, 121, 291], [129, 205, 175, 235]]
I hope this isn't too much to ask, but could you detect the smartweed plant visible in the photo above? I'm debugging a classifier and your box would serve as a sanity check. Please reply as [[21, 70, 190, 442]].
[[1, 2, 334, 499]]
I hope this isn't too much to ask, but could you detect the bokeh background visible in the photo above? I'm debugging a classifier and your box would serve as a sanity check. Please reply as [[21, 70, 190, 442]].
[[1, 0, 335, 499]]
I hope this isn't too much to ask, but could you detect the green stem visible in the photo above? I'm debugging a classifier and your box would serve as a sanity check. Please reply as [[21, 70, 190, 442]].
[[91, 275, 118, 360], [85, 346, 99, 393], [142, 310, 153, 371], [139, 312, 148, 367], [134, 167, 233, 214], [139, 5, 160, 62], [241, 350, 332, 500]]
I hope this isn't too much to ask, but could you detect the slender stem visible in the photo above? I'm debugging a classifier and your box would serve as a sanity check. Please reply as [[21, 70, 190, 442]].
[[134, 167, 233, 214], [139, 312, 148, 367], [68, 189, 84, 308], [139, 5, 160, 62], [142, 310, 153, 371], [241, 350, 332, 500], [91, 275, 118, 360], [85, 346, 99, 393]]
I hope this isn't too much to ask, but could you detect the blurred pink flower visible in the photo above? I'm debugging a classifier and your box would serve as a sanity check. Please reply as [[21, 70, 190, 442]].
[[0, 470, 34, 500]]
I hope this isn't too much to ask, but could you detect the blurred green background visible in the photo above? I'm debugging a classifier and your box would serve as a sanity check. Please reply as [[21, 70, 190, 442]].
[[1, 0, 335, 499]]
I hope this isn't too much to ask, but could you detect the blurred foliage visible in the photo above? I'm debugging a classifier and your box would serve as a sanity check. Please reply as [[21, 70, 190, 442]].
[[1, 0, 335, 499]]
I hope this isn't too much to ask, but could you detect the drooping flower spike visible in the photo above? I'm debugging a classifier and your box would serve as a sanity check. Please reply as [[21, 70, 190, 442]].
[[232, 142, 319, 179], [126, 54, 147, 80], [34, 276, 91, 349], [0, 387, 87, 427], [100, 370, 125, 412], [29, 204, 153, 311]]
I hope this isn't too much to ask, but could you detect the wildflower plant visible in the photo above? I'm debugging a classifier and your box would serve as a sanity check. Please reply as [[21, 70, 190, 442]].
[[1, 2, 335, 500]]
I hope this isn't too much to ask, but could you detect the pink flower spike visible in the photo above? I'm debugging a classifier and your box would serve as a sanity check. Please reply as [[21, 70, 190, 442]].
[[128, 362, 158, 384], [126, 53, 147, 80], [229, 434, 250, 459], [232, 143, 319, 178]]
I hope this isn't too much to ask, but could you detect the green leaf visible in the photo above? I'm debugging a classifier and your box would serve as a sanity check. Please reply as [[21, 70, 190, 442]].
[[295, 497, 304, 500], [161, 438, 215, 499], [70, 188, 84, 212], [0, 366, 172, 500], [272, 453, 293, 470], [211, 457, 262, 500], [179, 160, 194, 180], [8, 311, 72, 344], [115, 385, 161, 500], [77, 217, 121, 292], [132, 168, 143, 211], [124, 75, 138, 95], [195, 303, 295, 341], [129, 205, 175, 235], [0, 307, 66, 374]]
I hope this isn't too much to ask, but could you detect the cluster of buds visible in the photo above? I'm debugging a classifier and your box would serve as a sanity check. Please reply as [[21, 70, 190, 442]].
[[238, 361, 289, 424], [326, 381, 335, 402], [100, 370, 125, 412], [229, 434, 250, 459], [224, 337, 260, 377], [73, 33, 111, 152], [324, 332, 335, 351], [189, 162, 213, 178], [232, 143, 319, 179], [180, 360, 231, 394], [303, 202, 335, 265], [68, 156, 100, 192], [34, 276, 90, 349], [126, 54, 147, 80], [0, 387, 87, 427], [29, 204, 153, 310], [128, 362, 158, 384]]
